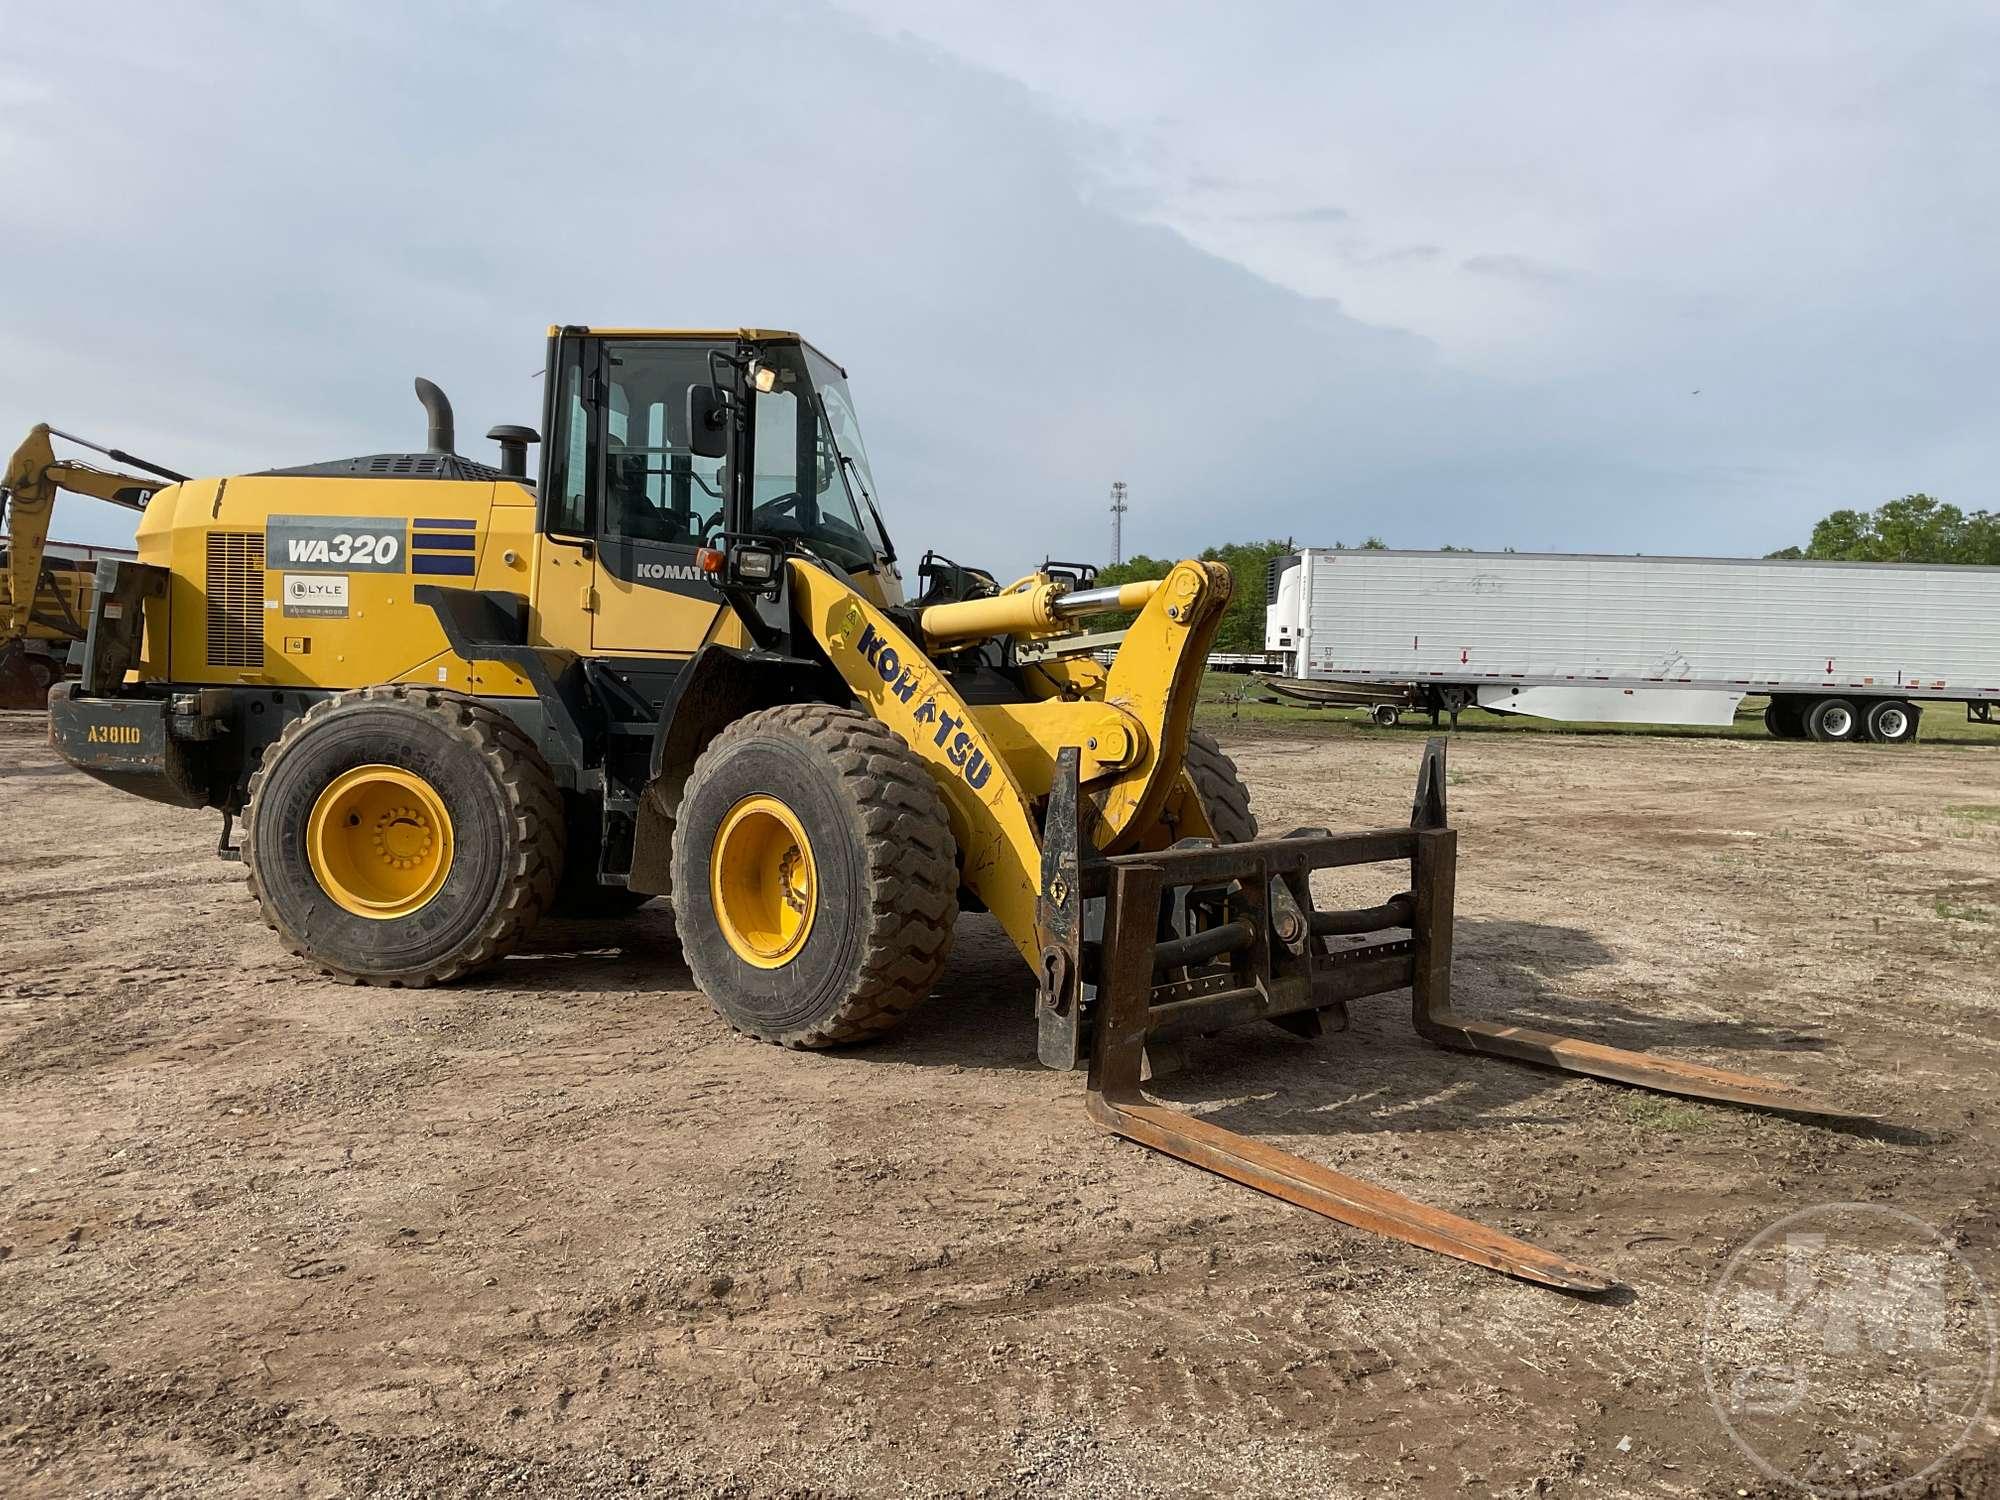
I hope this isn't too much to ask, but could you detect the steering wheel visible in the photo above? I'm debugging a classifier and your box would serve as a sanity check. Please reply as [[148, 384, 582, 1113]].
[[752, 491, 807, 526]]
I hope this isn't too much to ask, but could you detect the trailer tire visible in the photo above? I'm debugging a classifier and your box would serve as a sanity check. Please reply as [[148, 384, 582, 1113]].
[[244, 686, 564, 986], [1185, 728, 1258, 842], [1805, 697, 1861, 744], [1864, 699, 1921, 746], [671, 703, 956, 1049], [1370, 703, 1402, 728], [1764, 698, 1806, 740]]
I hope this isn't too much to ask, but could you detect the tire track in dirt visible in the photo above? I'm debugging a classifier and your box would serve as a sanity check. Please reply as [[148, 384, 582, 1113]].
[[3, 726, 1997, 1495]]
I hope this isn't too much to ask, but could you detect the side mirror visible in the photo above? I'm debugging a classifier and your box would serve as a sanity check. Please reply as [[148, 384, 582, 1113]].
[[686, 384, 730, 459]]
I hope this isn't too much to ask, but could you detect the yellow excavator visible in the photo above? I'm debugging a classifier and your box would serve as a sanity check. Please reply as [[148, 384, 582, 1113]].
[[40, 327, 1866, 1289], [0, 425, 177, 706]]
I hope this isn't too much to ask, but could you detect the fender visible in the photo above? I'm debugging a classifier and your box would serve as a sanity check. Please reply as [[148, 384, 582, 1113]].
[[628, 643, 840, 896], [648, 643, 837, 787], [412, 584, 586, 778]]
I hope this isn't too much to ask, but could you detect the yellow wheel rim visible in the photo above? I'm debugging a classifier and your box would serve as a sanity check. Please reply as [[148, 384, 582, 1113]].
[[709, 794, 817, 968], [306, 764, 455, 919]]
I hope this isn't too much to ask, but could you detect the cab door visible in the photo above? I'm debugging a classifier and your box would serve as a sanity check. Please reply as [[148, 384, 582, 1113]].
[[538, 335, 734, 663], [588, 339, 733, 658]]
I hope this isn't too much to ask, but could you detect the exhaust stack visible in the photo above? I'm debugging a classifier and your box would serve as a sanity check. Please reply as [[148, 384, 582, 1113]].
[[414, 377, 455, 455]]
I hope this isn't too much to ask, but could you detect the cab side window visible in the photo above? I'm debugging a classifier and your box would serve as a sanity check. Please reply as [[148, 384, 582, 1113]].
[[540, 345, 597, 536], [556, 363, 592, 534], [602, 343, 727, 547]]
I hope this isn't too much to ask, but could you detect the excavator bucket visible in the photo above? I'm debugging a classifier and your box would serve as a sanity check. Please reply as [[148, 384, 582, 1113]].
[[1034, 738, 1870, 1291], [0, 639, 52, 710]]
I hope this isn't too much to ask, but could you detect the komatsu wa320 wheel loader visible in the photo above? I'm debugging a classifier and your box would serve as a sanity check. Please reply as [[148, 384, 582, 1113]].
[[41, 327, 1865, 1289]]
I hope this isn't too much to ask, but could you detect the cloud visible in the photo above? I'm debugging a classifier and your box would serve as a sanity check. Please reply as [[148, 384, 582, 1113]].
[[1346, 244, 1443, 268], [833, 0, 2000, 535], [1247, 204, 1351, 225], [1460, 253, 1583, 287], [5, 0, 1996, 574]]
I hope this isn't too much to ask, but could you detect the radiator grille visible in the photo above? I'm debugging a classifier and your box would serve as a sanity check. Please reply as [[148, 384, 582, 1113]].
[[205, 531, 266, 668]]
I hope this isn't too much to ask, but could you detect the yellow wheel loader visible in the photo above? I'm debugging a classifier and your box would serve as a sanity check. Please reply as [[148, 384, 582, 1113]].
[[42, 327, 1865, 1290]]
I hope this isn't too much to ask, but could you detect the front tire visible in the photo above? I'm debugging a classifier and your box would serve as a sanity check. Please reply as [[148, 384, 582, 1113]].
[[244, 687, 563, 985], [670, 704, 957, 1048]]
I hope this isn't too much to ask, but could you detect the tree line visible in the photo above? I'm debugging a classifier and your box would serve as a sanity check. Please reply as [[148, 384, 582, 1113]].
[[1764, 494, 2000, 565], [1094, 539, 1383, 653]]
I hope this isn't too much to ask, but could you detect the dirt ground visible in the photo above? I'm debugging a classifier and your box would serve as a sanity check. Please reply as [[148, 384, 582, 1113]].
[[2, 711, 1997, 1498]]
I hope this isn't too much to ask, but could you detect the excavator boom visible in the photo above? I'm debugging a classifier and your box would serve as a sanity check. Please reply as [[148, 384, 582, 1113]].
[[0, 425, 173, 704]]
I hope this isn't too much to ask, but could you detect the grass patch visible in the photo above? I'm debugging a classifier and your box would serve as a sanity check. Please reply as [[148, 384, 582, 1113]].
[[1620, 1092, 1713, 1132], [1194, 675, 2000, 748], [1934, 897, 1995, 923], [1945, 804, 2000, 823]]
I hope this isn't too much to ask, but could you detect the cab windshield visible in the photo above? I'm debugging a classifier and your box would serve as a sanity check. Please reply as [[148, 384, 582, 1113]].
[[746, 342, 892, 572]]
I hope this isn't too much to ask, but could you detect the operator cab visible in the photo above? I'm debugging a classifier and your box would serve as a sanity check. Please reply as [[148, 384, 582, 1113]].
[[537, 329, 899, 635]]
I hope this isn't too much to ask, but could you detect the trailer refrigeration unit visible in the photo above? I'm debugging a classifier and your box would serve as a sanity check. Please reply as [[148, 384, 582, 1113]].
[[1264, 548, 2000, 744]]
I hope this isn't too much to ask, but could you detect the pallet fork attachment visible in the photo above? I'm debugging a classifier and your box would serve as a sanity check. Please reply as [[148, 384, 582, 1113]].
[[1035, 738, 1870, 1292]]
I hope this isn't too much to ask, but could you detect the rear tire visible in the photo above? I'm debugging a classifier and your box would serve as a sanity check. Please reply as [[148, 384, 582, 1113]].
[[671, 704, 957, 1048], [1864, 699, 1921, 745], [1806, 697, 1861, 744], [244, 686, 563, 985], [1370, 703, 1402, 727], [1184, 728, 1258, 842]]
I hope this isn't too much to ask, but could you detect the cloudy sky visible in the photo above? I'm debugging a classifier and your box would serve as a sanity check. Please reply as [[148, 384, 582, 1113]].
[[3, 1, 1994, 574]]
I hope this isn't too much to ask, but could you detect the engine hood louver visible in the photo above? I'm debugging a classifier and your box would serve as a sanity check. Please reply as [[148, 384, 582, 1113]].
[[255, 452, 507, 482]]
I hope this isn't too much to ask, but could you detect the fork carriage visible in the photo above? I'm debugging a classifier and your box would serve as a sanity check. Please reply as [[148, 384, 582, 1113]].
[[1035, 738, 1863, 1291]]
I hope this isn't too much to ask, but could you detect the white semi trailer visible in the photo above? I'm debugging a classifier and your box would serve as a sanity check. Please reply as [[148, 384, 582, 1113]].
[[1263, 548, 2000, 744]]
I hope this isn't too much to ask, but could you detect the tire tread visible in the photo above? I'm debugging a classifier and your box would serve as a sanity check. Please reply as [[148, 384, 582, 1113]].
[[672, 703, 957, 1049], [243, 686, 563, 986], [1184, 728, 1258, 843]]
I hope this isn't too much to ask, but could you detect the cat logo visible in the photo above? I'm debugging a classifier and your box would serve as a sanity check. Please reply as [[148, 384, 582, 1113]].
[[86, 724, 143, 745]]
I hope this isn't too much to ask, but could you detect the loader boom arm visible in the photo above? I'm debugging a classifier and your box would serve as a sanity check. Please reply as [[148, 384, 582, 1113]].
[[788, 554, 1235, 964], [788, 557, 1047, 960]]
